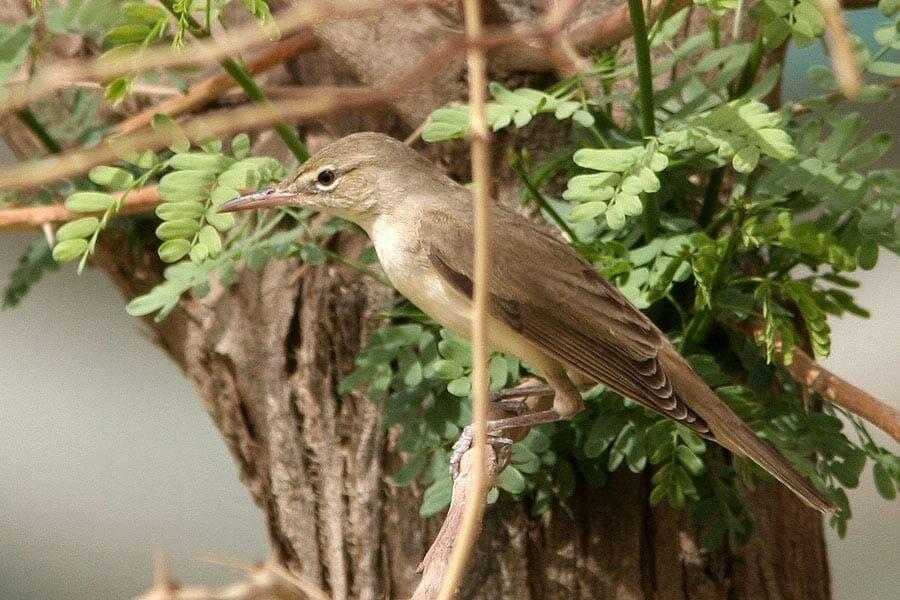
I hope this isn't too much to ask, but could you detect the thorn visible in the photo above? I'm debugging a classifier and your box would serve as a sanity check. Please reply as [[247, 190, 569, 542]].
[[41, 222, 55, 247], [153, 552, 174, 591]]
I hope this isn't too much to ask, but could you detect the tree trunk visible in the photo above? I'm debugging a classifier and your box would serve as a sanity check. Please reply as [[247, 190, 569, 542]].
[[6, 1, 831, 598]]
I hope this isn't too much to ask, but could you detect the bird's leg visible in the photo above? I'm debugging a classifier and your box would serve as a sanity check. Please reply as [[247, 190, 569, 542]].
[[450, 361, 586, 478], [489, 383, 555, 415]]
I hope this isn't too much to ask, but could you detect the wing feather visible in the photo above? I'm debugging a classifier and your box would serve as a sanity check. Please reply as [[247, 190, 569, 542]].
[[423, 205, 708, 434]]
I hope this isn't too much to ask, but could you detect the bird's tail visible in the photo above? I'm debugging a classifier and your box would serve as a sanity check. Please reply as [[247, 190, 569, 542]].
[[659, 344, 836, 514]]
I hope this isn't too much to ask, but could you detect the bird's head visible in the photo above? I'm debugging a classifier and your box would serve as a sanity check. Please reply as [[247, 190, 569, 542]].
[[217, 132, 454, 231]]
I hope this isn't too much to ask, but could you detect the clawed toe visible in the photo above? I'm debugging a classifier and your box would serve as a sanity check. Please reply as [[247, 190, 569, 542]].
[[449, 425, 513, 479]]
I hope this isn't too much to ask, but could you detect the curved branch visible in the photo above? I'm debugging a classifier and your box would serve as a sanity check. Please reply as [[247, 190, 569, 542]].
[[114, 33, 316, 135], [0, 186, 159, 231], [788, 345, 900, 444], [738, 321, 900, 444]]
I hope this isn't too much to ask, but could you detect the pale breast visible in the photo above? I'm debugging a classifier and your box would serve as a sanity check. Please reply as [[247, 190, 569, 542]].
[[371, 216, 472, 336], [368, 215, 553, 372]]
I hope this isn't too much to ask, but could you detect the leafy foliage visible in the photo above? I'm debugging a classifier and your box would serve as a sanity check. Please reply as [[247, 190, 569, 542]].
[[349, 5, 899, 541], [423, 82, 595, 142], [7, 0, 899, 552], [2, 238, 58, 310]]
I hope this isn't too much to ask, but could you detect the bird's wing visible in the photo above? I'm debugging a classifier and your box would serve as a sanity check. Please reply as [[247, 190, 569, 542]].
[[421, 205, 710, 435]]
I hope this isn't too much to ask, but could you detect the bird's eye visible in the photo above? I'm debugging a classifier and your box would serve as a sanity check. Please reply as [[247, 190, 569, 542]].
[[316, 168, 337, 188]]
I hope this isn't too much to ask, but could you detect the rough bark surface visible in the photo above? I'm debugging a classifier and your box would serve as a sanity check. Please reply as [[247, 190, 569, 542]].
[[5, 1, 831, 598]]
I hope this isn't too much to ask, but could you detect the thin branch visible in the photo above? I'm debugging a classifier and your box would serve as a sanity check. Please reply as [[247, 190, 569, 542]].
[[737, 320, 900, 445], [16, 107, 62, 154], [155, 0, 309, 161], [412, 448, 498, 600], [0, 0, 439, 116], [435, 0, 492, 598], [819, 0, 863, 99], [492, 0, 690, 72], [791, 77, 900, 115], [0, 11, 588, 192], [135, 560, 332, 600], [509, 151, 580, 243], [626, 0, 660, 240], [0, 186, 160, 231], [114, 33, 317, 135]]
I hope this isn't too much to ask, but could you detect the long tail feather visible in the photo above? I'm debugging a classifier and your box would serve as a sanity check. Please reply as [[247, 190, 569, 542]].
[[660, 345, 836, 513]]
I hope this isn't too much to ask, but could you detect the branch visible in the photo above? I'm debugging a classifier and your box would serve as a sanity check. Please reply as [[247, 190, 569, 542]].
[[625, 0, 660, 241], [412, 447, 498, 600], [430, 1, 494, 598], [0, 11, 587, 192], [114, 33, 316, 135], [0, 186, 160, 231], [792, 77, 900, 115], [0, 0, 439, 116], [819, 0, 863, 99], [135, 560, 331, 600], [738, 321, 900, 444]]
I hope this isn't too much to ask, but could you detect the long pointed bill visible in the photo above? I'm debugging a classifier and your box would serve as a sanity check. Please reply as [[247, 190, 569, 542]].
[[217, 187, 295, 213]]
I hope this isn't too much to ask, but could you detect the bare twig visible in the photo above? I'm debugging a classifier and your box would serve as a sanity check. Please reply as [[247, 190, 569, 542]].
[[114, 33, 317, 135], [135, 560, 331, 600], [0, 11, 590, 192], [819, 0, 863, 99], [0, 186, 160, 231], [791, 77, 900, 115], [493, 0, 690, 71], [0, 0, 439, 116], [739, 321, 900, 444], [431, 1, 493, 599]]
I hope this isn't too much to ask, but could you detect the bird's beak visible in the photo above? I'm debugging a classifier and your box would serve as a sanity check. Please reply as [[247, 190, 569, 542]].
[[217, 187, 295, 213]]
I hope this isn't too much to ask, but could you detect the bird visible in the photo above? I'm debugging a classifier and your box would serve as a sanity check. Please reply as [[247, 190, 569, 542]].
[[217, 131, 835, 513]]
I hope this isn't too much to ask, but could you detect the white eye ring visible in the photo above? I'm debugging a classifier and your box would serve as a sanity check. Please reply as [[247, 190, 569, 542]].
[[315, 168, 339, 191]]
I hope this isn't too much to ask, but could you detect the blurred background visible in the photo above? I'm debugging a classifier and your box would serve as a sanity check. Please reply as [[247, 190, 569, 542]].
[[2, 8, 898, 599]]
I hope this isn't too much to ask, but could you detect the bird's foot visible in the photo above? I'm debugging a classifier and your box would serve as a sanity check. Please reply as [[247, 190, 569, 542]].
[[490, 397, 530, 415], [449, 427, 513, 479], [449, 409, 565, 479]]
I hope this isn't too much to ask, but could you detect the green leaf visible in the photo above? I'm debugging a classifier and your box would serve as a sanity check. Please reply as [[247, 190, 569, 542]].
[[873, 462, 896, 500], [155, 218, 200, 240], [57, 217, 100, 242], [168, 152, 235, 173], [569, 201, 607, 222], [198, 225, 222, 257], [151, 113, 190, 153], [158, 170, 215, 201], [65, 191, 116, 212], [0, 22, 35, 99], [573, 148, 638, 172], [155, 201, 206, 221], [231, 133, 251, 159], [867, 61, 900, 78], [52, 238, 89, 262], [88, 165, 134, 190], [420, 476, 453, 517], [205, 209, 235, 231], [496, 466, 527, 494], [676, 445, 706, 475], [2, 239, 58, 310], [104, 23, 150, 46], [732, 145, 760, 173], [447, 376, 471, 397], [394, 455, 427, 486], [433, 359, 464, 380], [605, 204, 626, 229], [158, 239, 191, 263], [842, 133, 891, 170]]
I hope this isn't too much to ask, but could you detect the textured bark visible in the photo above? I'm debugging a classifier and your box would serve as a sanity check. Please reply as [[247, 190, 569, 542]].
[[5, 1, 831, 598]]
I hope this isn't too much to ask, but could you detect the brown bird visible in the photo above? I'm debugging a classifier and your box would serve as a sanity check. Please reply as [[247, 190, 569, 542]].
[[218, 132, 835, 513]]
